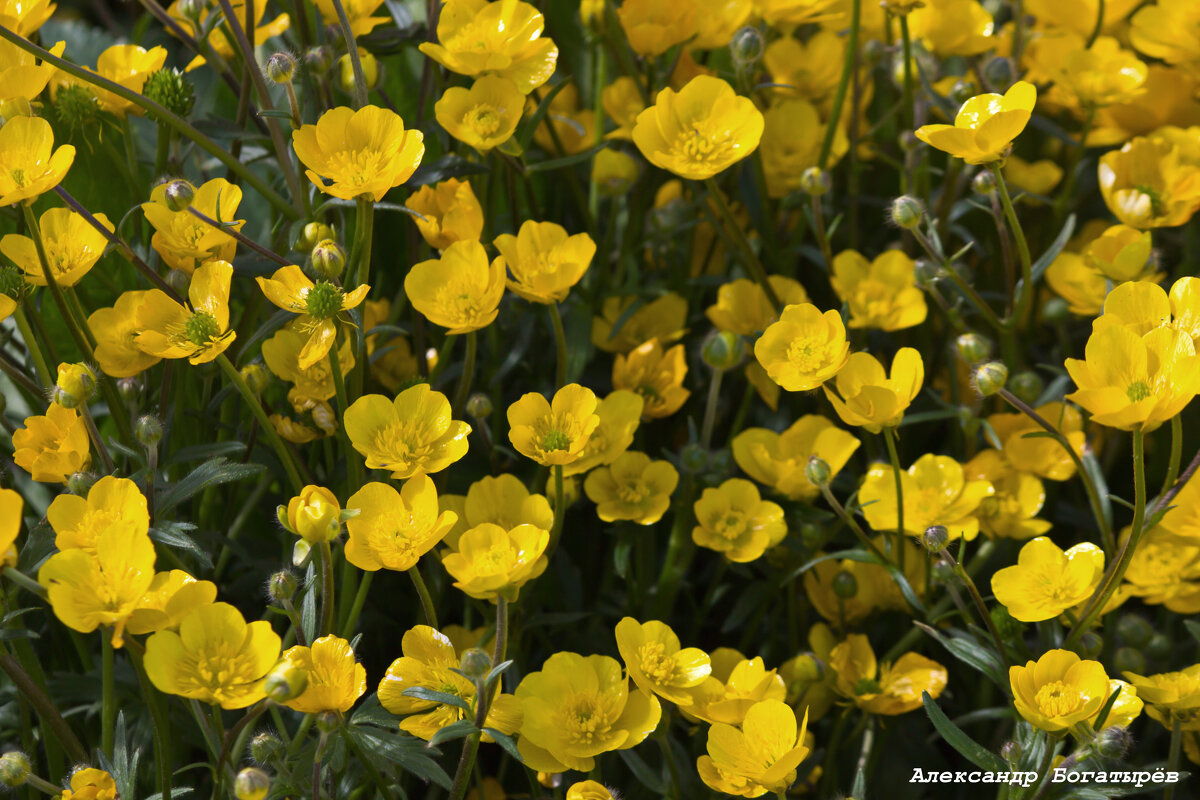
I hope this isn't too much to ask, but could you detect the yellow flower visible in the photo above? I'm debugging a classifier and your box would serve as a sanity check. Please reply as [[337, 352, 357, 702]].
[[263, 323, 355, 404], [0, 488, 23, 568], [364, 300, 427, 392], [277, 635, 367, 714], [1098, 132, 1200, 229], [764, 32, 844, 104], [1130, 0, 1200, 75], [1089, 66, 1200, 147], [683, 648, 788, 726], [706, 276, 808, 336], [141, 178, 243, 275], [756, 0, 840, 28], [257, 264, 370, 368], [314, 0, 388, 36], [285, 485, 342, 544], [168, 0, 288, 70], [1, 207, 113, 288], [442, 522, 549, 601], [507, 384, 599, 466], [0, 115, 74, 206], [602, 77, 646, 141], [565, 782, 613, 800], [436, 76, 524, 153], [859, 454, 994, 540], [732, 414, 861, 500], [592, 149, 640, 195], [1122, 665, 1200, 729], [615, 617, 711, 705], [47, 475, 148, 553], [145, 602, 281, 708], [0, 38, 64, 102], [408, 178, 484, 251], [405, 239, 505, 334], [135, 260, 236, 365], [830, 634, 947, 715], [495, 221, 596, 304], [60, 769, 117, 800], [345, 383, 471, 478], [822, 348, 924, 433], [697, 699, 811, 796], [125, 570, 217, 636], [293, 105, 424, 201], [53, 44, 167, 116], [1098, 679, 1145, 729], [378, 625, 522, 740], [346, 477, 457, 571], [986, 401, 1085, 482], [1161, 467, 1200, 544], [563, 390, 643, 477], [1093, 275, 1200, 342], [805, 539, 927, 624], [1011, 649, 1110, 732], [592, 293, 688, 353], [12, 403, 89, 483], [1082, 225, 1153, 282], [438, 474, 553, 551], [530, 82, 596, 156], [632, 76, 764, 181], [1065, 324, 1200, 431], [1045, 252, 1108, 316], [612, 339, 691, 419], [907, 0, 994, 57], [38, 521, 156, 647], [692, 479, 786, 563], [1123, 526, 1200, 613], [584, 452, 679, 524], [1005, 155, 1064, 198], [0, 0, 55, 37], [831, 250, 927, 331], [1054, 37, 1148, 110], [617, 0, 697, 57], [991, 537, 1105, 622], [759, 99, 847, 198], [1026, 0, 1140, 38], [753, 303, 850, 392], [964, 450, 1052, 540], [90, 291, 161, 378], [515, 651, 661, 772], [419, 0, 558, 93], [915, 81, 1035, 164]]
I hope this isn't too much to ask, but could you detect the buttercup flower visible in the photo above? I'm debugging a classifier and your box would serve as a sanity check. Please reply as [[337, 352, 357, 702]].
[[829, 634, 947, 715], [583, 451, 679, 524], [563, 390, 643, 477], [706, 276, 808, 337], [684, 648, 788, 726], [419, 0, 558, 93], [616, 0, 696, 57], [293, 105, 424, 201], [757, 0, 840, 27], [697, 699, 811, 797], [612, 339, 690, 419], [507, 384, 599, 466], [754, 303, 850, 392], [759, 99, 847, 198], [692, 479, 786, 563], [346, 477, 457, 571], [632, 76, 764, 181], [405, 239, 506, 334], [495, 221, 596, 304], [1011, 649, 1110, 732], [592, 149, 640, 195], [442, 522, 549, 601], [12, 403, 89, 483], [0, 0, 55, 36], [1122, 665, 1200, 729], [53, 44, 167, 116], [0, 115, 75, 206], [515, 651, 661, 772], [0, 488, 21, 567], [831, 250, 927, 331], [805, 538, 927, 624], [408, 178, 484, 251], [345, 384, 471, 478], [168, 0, 288, 70], [915, 82, 1035, 164], [823, 348, 924, 433], [1005, 155, 1064, 197], [986, 402, 1085, 481], [965, 450, 1052, 540], [859, 454, 994, 540], [263, 324, 355, 404], [125, 570, 217, 636], [314, 0, 388, 36], [59, 769, 117, 800], [285, 485, 342, 544], [135, 260, 236, 365], [1093, 275, 1200, 342], [1130, 0, 1200, 74], [1, 207, 113, 287], [142, 178, 243, 275], [1123, 526, 1200, 613], [0, 39, 65, 103], [90, 291, 161, 377], [615, 617, 711, 705], [47, 475, 149, 553], [764, 32, 844, 104], [438, 474, 553, 551], [276, 635, 367, 714], [1084, 225, 1154, 281], [592, 293, 688, 353], [530, 82, 597, 156], [566, 782, 613, 800], [991, 537, 1105, 622], [257, 264, 370, 368], [907, 0, 994, 56], [145, 602, 281, 708], [1098, 132, 1200, 229], [436, 76, 524, 153], [732, 414, 861, 500], [1046, 252, 1109, 316]]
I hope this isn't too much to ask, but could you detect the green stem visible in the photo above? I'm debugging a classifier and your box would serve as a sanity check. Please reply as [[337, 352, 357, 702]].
[[328, 342, 363, 488], [654, 478, 696, 619], [101, 631, 115, 757], [700, 368, 724, 450], [883, 426, 906, 570], [2, 568, 48, 599], [127, 643, 173, 800], [1086, 0, 1105, 49], [319, 541, 336, 637], [329, 0, 369, 107], [549, 302, 568, 389], [340, 728, 396, 800], [816, 483, 889, 565], [810, 191, 834, 273], [22, 204, 92, 361], [452, 331, 478, 414], [216, 354, 304, 493], [990, 164, 1034, 331], [548, 465, 566, 556], [0, 652, 88, 762], [1160, 414, 1183, 502], [492, 596, 509, 667], [408, 564, 439, 630], [12, 307, 51, 386], [704, 177, 781, 311], [940, 550, 1010, 668], [899, 14, 915, 190], [1165, 718, 1182, 800], [818, 0, 860, 168], [1052, 106, 1095, 226], [79, 404, 115, 474], [339, 571, 373, 638]]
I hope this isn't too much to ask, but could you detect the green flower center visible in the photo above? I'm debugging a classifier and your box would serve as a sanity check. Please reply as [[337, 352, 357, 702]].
[[1126, 381, 1151, 403], [305, 281, 344, 320], [466, 104, 501, 138], [184, 311, 221, 345], [542, 429, 571, 452], [854, 677, 882, 696]]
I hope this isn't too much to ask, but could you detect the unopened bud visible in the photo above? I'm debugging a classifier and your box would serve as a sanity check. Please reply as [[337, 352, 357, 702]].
[[1145, 634, 1171, 661], [267, 570, 298, 603], [315, 710, 342, 732], [890, 195, 924, 229], [1113, 646, 1146, 675], [898, 130, 920, 153], [799, 167, 831, 197], [250, 732, 285, 765], [167, 269, 190, 295], [305, 46, 333, 74], [0, 752, 31, 787], [460, 647, 492, 681], [117, 376, 143, 403], [296, 222, 335, 252], [1116, 614, 1153, 648], [265, 661, 309, 702], [972, 361, 1008, 397], [955, 333, 992, 365], [1076, 631, 1103, 660], [972, 169, 997, 195], [999, 740, 1021, 764], [922, 525, 949, 553], [982, 56, 1016, 91], [266, 52, 295, 84], [680, 443, 708, 473], [135, 415, 164, 447], [537, 772, 562, 789], [1008, 371, 1043, 406], [930, 560, 955, 584], [466, 393, 493, 419], [832, 570, 858, 599], [1043, 296, 1071, 324], [241, 362, 271, 394], [337, 50, 379, 94], [729, 26, 764, 67], [177, 0, 204, 20], [701, 331, 744, 371], [310, 239, 346, 279], [805, 455, 831, 487], [798, 522, 823, 549], [56, 358, 98, 403], [164, 179, 195, 212], [235, 767, 270, 800], [913, 258, 941, 285], [67, 471, 96, 496], [1094, 725, 1132, 759]]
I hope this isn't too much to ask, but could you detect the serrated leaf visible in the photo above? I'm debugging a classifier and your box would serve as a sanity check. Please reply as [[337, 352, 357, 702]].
[[922, 692, 1009, 772], [400, 687, 473, 713]]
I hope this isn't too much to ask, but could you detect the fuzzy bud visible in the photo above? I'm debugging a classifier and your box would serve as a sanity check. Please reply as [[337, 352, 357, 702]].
[[1113, 646, 1146, 675], [890, 195, 924, 230], [832, 570, 858, 599], [972, 169, 997, 195], [267, 570, 298, 603], [999, 740, 1021, 764], [265, 660, 309, 703], [67, 471, 96, 496], [52, 85, 99, 131], [1076, 631, 1103, 660], [1115, 614, 1154, 648], [922, 525, 949, 553], [296, 222, 335, 252], [1094, 726, 1132, 760], [466, 393, 493, 419], [805, 455, 831, 487], [701, 331, 744, 371], [305, 46, 333, 74], [955, 333, 992, 365], [1145, 634, 1171, 661], [135, 415, 164, 447], [166, 269, 191, 295], [250, 732, 285, 765], [983, 56, 1016, 91], [459, 648, 493, 681], [1008, 370, 1043, 406], [315, 710, 342, 733], [799, 167, 831, 197], [117, 376, 143, 403], [729, 26, 764, 67], [163, 179, 195, 212], [235, 768, 270, 800], [54, 362, 97, 408], [266, 52, 295, 84], [0, 752, 31, 787], [972, 362, 1008, 397], [310, 239, 347, 280], [1043, 296, 1071, 324], [143, 68, 196, 119]]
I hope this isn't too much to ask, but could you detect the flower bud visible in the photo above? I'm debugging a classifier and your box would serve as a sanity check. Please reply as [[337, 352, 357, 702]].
[[1113, 646, 1146, 675], [235, 767, 270, 800], [982, 56, 1016, 91], [890, 195, 924, 230], [459, 647, 493, 681], [315, 710, 342, 732], [337, 50, 379, 94], [466, 393, 493, 419], [67, 471, 96, 496], [167, 268, 191, 295], [949, 80, 976, 105], [267, 570, 298, 603], [310, 238, 347, 280], [832, 570, 858, 599], [913, 258, 942, 286], [701, 331, 744, 371], [241, 362, 271, 395], [143, 68, 196, 119], [898, 130, 920, 154], [999, 740, 1021, 764], [135, 415, 164, 447], [922, 525, 949, 553], [799, 167, 831, 196], [971, 168, 997, 195], [57, 363, 96, 405], [0, 752, 31, 787], [1076, 631, 1103, 660], [250, 732, 285, 765], [537, 772, 562, 789], [164, 179, 195, 212], [286, 486, 342, 544], [1094, 726, 1132, 760], [117, 376, 143, 403], [798, 522, 823, 549], [592, 149, 639, 196], [1145, 633, 1171, 661], [955, 333, 992, 365], [1115, 614, 1153, 648], [930, 560, 955, 584], [680, 443, 708, 473], [265, 660, 309, 702], [1008, 370, 1043, 406], [805, 455, 831, 488], [296, 222, 335, 253], [709, 448, 732, 474], [266, 52, 295, 84], [177, 0, 204, 20], [972, 361, 1008, 397], [0, 96, 33, 124], [1042, 296, 1070, 324], [305, 45, 333, 74], [729, 26, 764, 67]]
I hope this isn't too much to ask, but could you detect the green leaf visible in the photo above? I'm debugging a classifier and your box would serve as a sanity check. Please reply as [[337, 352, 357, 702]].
[[145, 789, 193, 800], [525, 144, 606, 174], [156, 457, 266, 514], [617, 748, 668, 795], [351, 694, 398, 728], [1029, 213, 1076, 284], [914, 622, 1006, 688], [400, 686, 473, 713], [409, 155, 489, 187], [301, 563, 317, 644], [428, 719, 477, 747], [518, 80, 570, 150], [1185, 620, 1200, 644], [344, 726, 453, 790], [922, 691, 1009, 772], [482, 728, 523, 763], [150, 521, 213, 569]]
